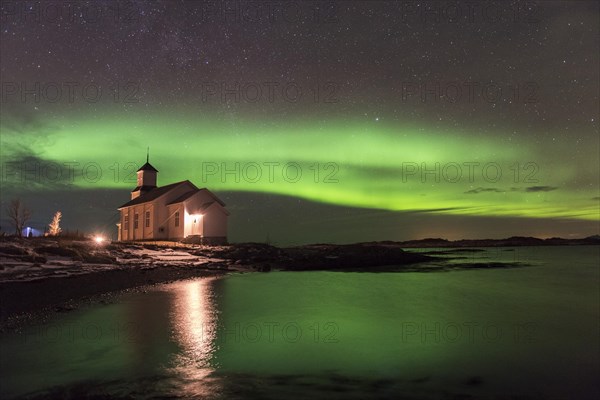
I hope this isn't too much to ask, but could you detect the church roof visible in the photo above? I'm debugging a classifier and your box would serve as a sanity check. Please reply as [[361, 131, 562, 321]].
[[137, 162, 158, 172], [118, 180, 194, 208], [130, 185, 156, 193], [167, 188, 226, 207], [167, 190, 200, 205]]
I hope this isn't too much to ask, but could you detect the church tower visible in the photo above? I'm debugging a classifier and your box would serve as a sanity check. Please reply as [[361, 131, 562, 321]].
[[131, 150, 158, 200]]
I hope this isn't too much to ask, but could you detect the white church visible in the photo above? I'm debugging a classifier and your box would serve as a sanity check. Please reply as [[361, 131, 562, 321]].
[[117, 157, 229, 244]]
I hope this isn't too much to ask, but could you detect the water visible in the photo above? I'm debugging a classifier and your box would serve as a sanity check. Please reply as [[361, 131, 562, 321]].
[[1, 246, 598, 399]]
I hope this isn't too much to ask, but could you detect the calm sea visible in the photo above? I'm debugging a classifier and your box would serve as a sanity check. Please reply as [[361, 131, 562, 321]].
[[1, 246, 598, 399]]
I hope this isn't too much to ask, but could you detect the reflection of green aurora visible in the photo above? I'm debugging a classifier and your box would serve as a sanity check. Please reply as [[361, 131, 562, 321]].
[[2, 113, 598, 221]]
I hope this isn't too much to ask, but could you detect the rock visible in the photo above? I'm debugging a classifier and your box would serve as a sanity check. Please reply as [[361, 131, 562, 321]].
[[35, 246, 82, 259], [256, 264, 271, 272], [25, 255, 47, 264], [0, 245, 30, 256], [82, 254, 116, 264]]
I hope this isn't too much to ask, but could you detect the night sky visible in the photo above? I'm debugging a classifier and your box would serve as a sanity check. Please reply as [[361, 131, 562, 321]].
[[1, 0, 598, 244]]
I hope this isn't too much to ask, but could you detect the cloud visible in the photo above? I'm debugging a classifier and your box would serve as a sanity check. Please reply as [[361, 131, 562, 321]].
[[466, 186, 559, 195], [0, 153, 81, 190], [524, 186, 558, 193], [0, 105, 60, 140], [509, 186, 559, 193], [464, 187, 504, 194]]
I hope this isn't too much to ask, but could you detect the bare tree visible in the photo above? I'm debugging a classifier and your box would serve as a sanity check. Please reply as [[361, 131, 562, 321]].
[[6, 199, 32, 237], [48, 211, 62, 236]]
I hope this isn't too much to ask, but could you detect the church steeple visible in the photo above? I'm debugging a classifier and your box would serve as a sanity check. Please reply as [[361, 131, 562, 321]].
[[131, 149, 158, 200]]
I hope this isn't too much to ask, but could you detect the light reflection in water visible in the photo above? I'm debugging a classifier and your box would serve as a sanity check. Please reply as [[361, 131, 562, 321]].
[[167, 277, 221, 397]]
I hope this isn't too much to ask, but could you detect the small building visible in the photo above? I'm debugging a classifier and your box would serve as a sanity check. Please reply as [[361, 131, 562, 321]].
[[117, 158, 229, 244]]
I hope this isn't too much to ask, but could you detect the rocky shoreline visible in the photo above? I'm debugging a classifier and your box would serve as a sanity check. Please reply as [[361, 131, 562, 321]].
[[0, 238, 434, 327], [2, 235, 582, 328]]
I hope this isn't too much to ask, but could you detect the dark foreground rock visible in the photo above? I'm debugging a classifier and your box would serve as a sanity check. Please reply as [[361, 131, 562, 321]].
[[195, 242, 434, 271], [278, 243, 433, 271], [397, 235, 600, 247]]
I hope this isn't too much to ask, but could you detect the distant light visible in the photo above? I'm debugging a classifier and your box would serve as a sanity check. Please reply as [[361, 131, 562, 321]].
[[94, 235, 105, 244]]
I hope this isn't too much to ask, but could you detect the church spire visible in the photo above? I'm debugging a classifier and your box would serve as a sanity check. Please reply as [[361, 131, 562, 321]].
[[131, 150, 158, 199]]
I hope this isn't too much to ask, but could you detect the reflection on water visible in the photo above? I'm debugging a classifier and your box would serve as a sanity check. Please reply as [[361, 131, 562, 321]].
[[0, 277, 224, 399], [0, 247, 599, 399], [167, 278, 221, 398]]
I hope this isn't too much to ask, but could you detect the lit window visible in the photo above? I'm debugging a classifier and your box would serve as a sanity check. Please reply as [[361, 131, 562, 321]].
[[134, 213, 139, 229], [145, 211, 150, 228], [174, 211, 180, 227]]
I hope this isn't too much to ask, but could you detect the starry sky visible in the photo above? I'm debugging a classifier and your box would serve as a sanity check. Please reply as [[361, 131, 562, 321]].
[[0, 0, 598, 244]]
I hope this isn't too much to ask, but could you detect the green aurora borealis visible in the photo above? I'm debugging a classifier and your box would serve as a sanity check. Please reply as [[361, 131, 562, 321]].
[[3, 110, 598, 222]]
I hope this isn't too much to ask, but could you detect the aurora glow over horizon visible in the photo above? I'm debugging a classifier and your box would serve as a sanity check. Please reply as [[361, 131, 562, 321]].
[[2, 111, 599, 220], [0, 0, 599, 242]]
